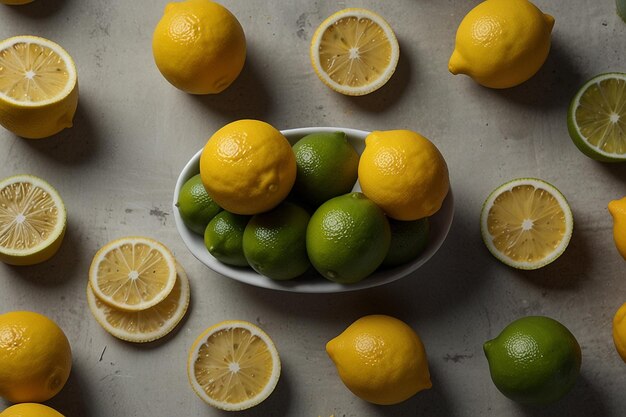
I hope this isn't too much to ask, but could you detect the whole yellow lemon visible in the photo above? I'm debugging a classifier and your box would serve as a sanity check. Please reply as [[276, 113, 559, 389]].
[[608, 197, 626, 260], [326, 315, 431, 405], [200, 120, 296, 215], [358, 129, 449, 221], [0, 403, 64, 417], [0, 311, 72, 403], [613, 302, 626, 362], [448, 0, 554, 89], [152, 0, 246, 94]]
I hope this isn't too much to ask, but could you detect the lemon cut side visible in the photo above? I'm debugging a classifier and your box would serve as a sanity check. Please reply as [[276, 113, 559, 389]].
[[89, 236, 177, 311], [187, 320, 281, 411], [568, 73, 626, 162], [0, 174, 66, 265], [480, 178, 573, 270], [0, 35, 78, 139], [310, 8, 399, 96], [87, 263, 190, 343]]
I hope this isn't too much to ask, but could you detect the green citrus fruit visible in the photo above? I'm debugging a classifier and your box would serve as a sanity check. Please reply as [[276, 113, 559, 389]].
[[204, 211, 250, 266], [177, 174, 222, 234], [383, 217, 429, 267], [306, 192, 391, 284], [243, 202, 311, 280], [483, 316, 581, 406], [292, 131, 359, 206], [567, 73, 626, 162]]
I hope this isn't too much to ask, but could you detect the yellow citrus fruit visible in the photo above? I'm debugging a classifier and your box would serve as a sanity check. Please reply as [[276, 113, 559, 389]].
[[0, 403, 64, 417], [0, 0, 34, 4], [480, 178, 573, 270], [87, 263, 190, 343], [448, 0, 554, 89], [326, 315, 431, 405], [357, 130, 449, 221], [200, 120, 296, 215], [613, 302, 626, 362], [608, 196, 626, 260], [310, 8, 399, 96], [0, 174, 67, 266], [187, 320, 281, 411], [0, 311, 72, 403], [152, 0, 246, 94], [88, 236, 177, 311], [0, 35, 78, 138]]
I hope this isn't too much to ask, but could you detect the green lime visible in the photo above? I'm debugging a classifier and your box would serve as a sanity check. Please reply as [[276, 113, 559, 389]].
[[204, 211, 250, 267], [292, 131, 359, 206], [307, 192, 390, 284], [567, 73, 626, 162], [243, 202, 311, 280], [177, 174, 222, 234], [382, 217, 429, 267], [484, 316, 581, 406], [618, 0, 626, 22]]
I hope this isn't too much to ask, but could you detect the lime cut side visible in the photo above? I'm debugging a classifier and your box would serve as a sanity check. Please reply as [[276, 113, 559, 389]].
[[480, 178, 573, 270], [568, 73, 626, 162]]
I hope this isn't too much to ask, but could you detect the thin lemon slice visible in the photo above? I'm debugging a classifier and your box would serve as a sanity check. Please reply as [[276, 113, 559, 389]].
[[88, 236, 177, 311], [0, 35, 78, 139], [0, 174, 66, 265], [480, 178, 573, 270], [87, 263, 190, 343], [187, 320, 281, 411], [310, 8, 399, 96], [567, 73, 626, 162]]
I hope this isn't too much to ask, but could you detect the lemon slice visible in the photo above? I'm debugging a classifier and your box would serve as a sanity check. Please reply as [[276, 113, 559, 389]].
[[87, 263, 190, 343], [310, 8, 399, 96], [187, 320, 281, 411], [89, 236, 177, 311], [0, 174, 66, 266], [480, 178, 573, 270], [0, 35, 78, 139], [567, 73, 626, 162]]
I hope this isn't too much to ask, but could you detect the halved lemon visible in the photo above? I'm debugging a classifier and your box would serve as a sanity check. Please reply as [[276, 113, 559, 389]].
[[187, 320, 281, 411], [567, 73, 626, 162], [0, 35, 78, 139], [87, 263, 190, 343], [0, 174, 66, 265], [480, 178, 573, 270], [310, 8, 399, 96], [88, 236, 177, 311]]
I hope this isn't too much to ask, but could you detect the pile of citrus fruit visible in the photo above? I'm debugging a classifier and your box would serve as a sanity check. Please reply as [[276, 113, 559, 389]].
[[176, 119, 450, 284]]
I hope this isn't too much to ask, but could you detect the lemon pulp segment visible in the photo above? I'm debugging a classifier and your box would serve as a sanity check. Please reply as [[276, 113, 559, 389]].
[[573, 74, 626, 157], [188, 321, 280, 411], [0, 175, 66, 265], [89, 237, 177, 311], [0, 39, 74, 105], [481, 179, 573, 269], [87, 264, 190, 343], [311, 9, 399, 96]]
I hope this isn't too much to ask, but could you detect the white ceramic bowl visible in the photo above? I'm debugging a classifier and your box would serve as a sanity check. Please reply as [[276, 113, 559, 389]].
[[173, 127, 454, 293]]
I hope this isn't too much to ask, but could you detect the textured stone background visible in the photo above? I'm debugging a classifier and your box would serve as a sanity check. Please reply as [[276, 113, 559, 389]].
[[1, 0, 625, 416]]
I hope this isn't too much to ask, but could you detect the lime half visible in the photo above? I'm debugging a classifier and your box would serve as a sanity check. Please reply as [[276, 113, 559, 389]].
[[567, 73, 626, 162], [480, 178, 573, 270]]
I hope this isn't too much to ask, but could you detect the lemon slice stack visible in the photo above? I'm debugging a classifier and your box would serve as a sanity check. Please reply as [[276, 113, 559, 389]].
[[87, 237, 190, 343]]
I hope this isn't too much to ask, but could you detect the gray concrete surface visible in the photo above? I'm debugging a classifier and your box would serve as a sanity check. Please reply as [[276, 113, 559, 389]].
[[1, 0, 626, 416]]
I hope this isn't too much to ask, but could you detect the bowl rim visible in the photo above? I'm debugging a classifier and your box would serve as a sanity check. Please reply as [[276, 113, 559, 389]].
[[172, 126, 454, 293]]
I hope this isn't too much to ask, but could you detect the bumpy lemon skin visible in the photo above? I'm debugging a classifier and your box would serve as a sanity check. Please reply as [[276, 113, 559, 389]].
[[199, 120, 296, 215], [613, 302, 626, 363], [326, 315, 431, 405], [0, 403, 64, 417], [609, 197, 626, 260], [448, 0, 554, 89], [0, 311, 72, 403], [152, 0, 246, 94], [358, 130, 449, 221]]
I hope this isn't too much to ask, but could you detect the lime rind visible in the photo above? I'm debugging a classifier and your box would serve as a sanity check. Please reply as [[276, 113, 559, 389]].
[[480, 178, 574, 270], [618, 0, 626, 22], [567, 72, 626, 162]]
